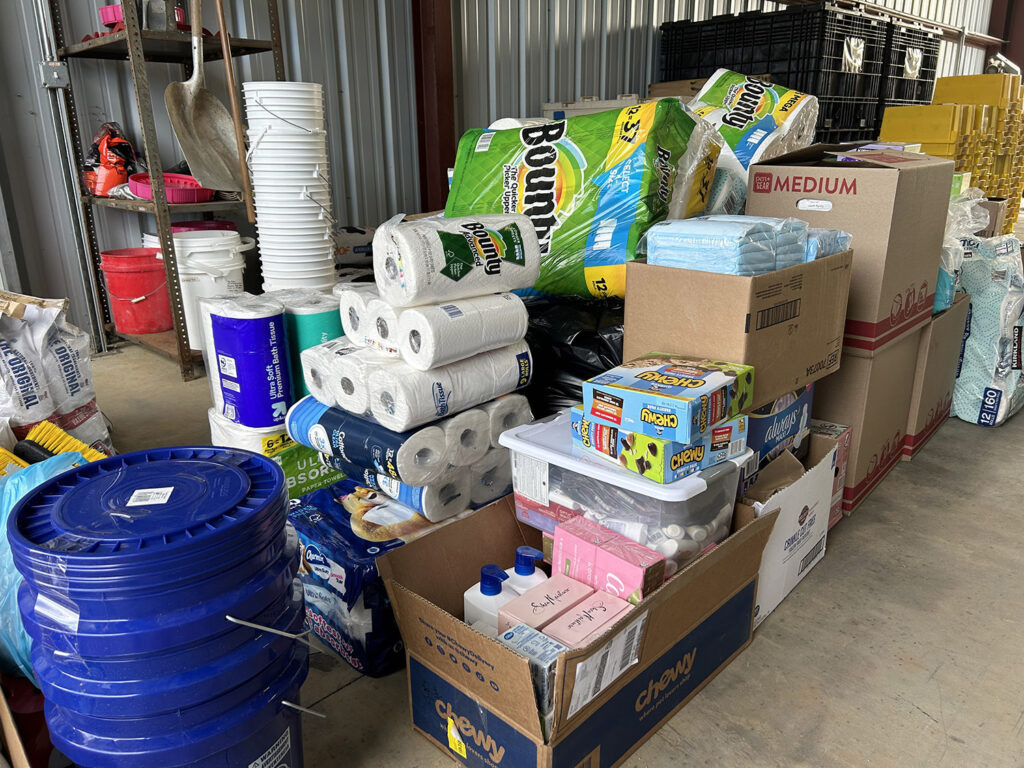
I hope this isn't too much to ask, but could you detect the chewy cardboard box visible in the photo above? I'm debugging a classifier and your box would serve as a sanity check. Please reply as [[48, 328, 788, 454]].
[[746, 146, 954, 357], [378, 497, 776, 768], [735, 434, 836, 627], [812, 328, 922, 514], [624, 251, 852, 408], [903, 294, 970, 460]]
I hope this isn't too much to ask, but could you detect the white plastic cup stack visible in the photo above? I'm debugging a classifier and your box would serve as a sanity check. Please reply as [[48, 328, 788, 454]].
[[244, 81, 336, 292]]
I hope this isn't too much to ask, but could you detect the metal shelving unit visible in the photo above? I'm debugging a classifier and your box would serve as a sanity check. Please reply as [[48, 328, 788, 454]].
[[44, 0, 285, 381]]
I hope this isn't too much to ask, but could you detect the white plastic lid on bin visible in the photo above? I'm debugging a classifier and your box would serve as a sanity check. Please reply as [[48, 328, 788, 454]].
[[498, 409, 753, 502]]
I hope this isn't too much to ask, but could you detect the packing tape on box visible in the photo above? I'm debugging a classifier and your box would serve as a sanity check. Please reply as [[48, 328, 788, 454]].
[[397, 293, 529, 370], [287, 395, 450, 485], [372, 214, 541, 307], [207, 408, 290, 456], [439, 408, 491, 467], [480, 393, 534, 448], [470, 446, 513, 507], [200, 293, 291, 428], [368, 341, 533, 432]]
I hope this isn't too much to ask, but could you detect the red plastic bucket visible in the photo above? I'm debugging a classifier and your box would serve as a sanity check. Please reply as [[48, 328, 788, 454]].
[[99, 249, 173, 334]]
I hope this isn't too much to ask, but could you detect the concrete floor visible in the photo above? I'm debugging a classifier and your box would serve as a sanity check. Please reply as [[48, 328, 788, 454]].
[[94, 344, 1024, 768]]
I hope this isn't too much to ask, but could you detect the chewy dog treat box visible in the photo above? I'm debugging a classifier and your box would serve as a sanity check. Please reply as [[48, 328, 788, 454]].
[[582, 354, 754, 444], [570, 405, 748, 483]]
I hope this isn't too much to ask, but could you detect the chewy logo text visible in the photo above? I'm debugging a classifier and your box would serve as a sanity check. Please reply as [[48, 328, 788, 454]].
[[640, 409, 677, 428], [435, 700, 506, 763], [635, 371, 705, 388], [635, 648, 697, 711], [670, 445, 705, 469]]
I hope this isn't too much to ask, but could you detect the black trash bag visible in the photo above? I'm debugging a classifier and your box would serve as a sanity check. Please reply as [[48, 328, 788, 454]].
[[522, 296, 624, 417]]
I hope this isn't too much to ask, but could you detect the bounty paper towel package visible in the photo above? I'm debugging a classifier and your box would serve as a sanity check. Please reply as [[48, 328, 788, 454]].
[[445, 99, 715, 298], [570, 405, 747, 484], [582, 354, 754, 443], [689, 70, 818, 214]]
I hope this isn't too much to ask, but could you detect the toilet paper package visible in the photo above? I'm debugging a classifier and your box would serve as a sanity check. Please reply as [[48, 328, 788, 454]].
[[300, 338, 359, 408], [303, 345, 399, 415], [364, 299, 404, 357], [439, 408, 491, 467], [338, 284, 381, 348], [368, 341, 533, 432], [319, 453, 384, 490], [445, 99, 712, 298], [376, 468, 470, 522], [208, 407, 292, 457], [953, 235, 1024, 427], [480, 393, 535, 447], [470, 446, 513, 507], [289, 478, 424, 676], [737, 384, 813, 494], [690, 70, 818, 214], [644, 218, 777, 275], [267, 289, 345, 399], [397, 293, 529, 370], [373, 214, 541, 307], [200, 294, 292, 428], [287, 395, 450, 485]]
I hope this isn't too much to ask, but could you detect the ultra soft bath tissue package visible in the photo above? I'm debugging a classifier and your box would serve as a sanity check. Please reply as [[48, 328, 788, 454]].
[[368, 341, 533, 432], [373, 214, 541, 307]]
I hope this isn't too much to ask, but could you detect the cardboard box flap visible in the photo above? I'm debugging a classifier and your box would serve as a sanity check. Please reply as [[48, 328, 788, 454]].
[[756, 144, 952, 169], [743, 451, 805, 504], [549, 511, 777, 737]]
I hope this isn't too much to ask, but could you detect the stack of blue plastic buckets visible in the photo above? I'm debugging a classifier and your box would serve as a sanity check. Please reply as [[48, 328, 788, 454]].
[[8, 447, 308, 767]]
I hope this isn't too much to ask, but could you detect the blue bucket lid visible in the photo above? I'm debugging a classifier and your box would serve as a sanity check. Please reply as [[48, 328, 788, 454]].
[[33, 580, 304, 682], [21, 541, 298, 657], [9, 447, 284, 569], [47, 646, 308, 767]]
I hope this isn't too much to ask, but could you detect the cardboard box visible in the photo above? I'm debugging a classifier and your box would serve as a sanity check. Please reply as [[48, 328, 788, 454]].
[[623, 251, 853, 408], [812, 329, 922, 514], [810, 419, 852, 530], [498, 575, 595, 633], [738, 384, 814, 495], [746, 145, 954, 357], [648, 75, 770, 101], [542, 96, 642, 120], [735, 434, 836, 627], [543, 593, 634, 649], [903, 294, 970, 460], [979, 198, 1008, 239], [377, 497, 776, 768]]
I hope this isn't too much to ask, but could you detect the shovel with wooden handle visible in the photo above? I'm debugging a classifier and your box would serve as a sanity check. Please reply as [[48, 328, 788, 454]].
[[215, 0, 255, 222], [164, 0, 243, 192]]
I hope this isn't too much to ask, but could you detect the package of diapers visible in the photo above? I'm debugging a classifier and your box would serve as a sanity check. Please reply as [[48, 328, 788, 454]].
[[644, 218, 776, 276], [690, 70, 818, 214], [953, 235, 1024, 427], [288, 478, 438, 676], [445, 99, 717, 298]]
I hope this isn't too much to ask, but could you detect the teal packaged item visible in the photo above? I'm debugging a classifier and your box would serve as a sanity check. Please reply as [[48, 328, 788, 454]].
[[581, 354, 754, 443], [570, 405, 747, 484], [268, 289, 345, 400]]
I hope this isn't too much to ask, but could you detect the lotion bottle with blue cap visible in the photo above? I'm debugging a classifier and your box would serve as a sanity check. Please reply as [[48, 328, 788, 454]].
[[504, 546, 548, 595], [464, 564, 516, 629]]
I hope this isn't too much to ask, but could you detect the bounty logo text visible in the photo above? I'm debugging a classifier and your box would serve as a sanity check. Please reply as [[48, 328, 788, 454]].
[[721, 77, 769, 129]]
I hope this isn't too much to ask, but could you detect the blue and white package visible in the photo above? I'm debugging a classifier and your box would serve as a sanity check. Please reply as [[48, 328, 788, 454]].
[[805, 228, 853, 262], [289, 479, 434, 676], [703, 215, 809, 270], [739, 384, 813, 494], [953, 235, 1024, 427], [644, 218, 776, 276], [201, 294, 292, 428], [286, 396, 450, 486], [498, 623, 569, 738]]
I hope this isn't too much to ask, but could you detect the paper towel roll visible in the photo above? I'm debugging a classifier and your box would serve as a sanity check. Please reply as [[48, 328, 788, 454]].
[[470, 447, 512, 506], [396, 293, 529, 370], [300, 337, 358, 407], [364, 298, 403, 358], [287, 395, 447, 485], [368, 341, 533, 432], [208, 408, 290, 456], [376, 467, 470, 522], [200, 293, 291, 428], [338, 284, 379, 347], [268, 288, 345, 399], [331, 347, 401, 415], [373, 214, 541, 306], [480, 393, 534, 448], [440, 408, 490, 467]]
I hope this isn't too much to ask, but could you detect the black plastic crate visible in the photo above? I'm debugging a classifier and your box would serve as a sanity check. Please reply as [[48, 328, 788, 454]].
[[881, 20, 941, 104], [817, 97, 881, 139]]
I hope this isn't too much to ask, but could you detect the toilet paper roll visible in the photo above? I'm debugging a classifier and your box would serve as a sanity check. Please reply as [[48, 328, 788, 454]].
[[364, 298, 403, 358], [318, 453, 383, 489], [200, 293, 291, 428], [376, 468, 471, 522], [300, 337, 358, 407], [268, 288, 345, 399], [373, 214, 541, 307], [480, 393, 534, 448], [397, 293, 529, 370], [440, 408, 490, 467], [368, 341, 533, 432], [287, 395, 448, 485], [332, 347, 401, 415], [470, 447, 513, 506], [208, 408, 291, 457], [338, 284, 379, 347]]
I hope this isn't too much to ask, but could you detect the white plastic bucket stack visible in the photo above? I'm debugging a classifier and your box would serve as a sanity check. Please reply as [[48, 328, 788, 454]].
[[143, 230, 252, 350], [244, 82, 336, 292]]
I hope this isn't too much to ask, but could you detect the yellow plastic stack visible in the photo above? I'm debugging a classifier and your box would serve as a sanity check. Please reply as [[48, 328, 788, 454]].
[[879, 73, 1024, 234]]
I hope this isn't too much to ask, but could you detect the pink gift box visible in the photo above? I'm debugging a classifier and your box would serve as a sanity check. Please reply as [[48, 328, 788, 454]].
[[497, 574, 594, 633], [543, 593, 633, 649]]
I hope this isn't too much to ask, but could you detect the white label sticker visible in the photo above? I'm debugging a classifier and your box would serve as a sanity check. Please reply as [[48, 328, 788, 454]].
[[511, 453, 549, 505], [126, 487, 175, 506], [248, 726, 291, 768], [217, 354, 238, 378], [796, 198, 833, 211], [568, 611, 648, 718]]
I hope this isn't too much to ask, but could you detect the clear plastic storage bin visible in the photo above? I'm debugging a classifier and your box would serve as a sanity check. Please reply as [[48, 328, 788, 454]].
[[499, 410, 752, 572]]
